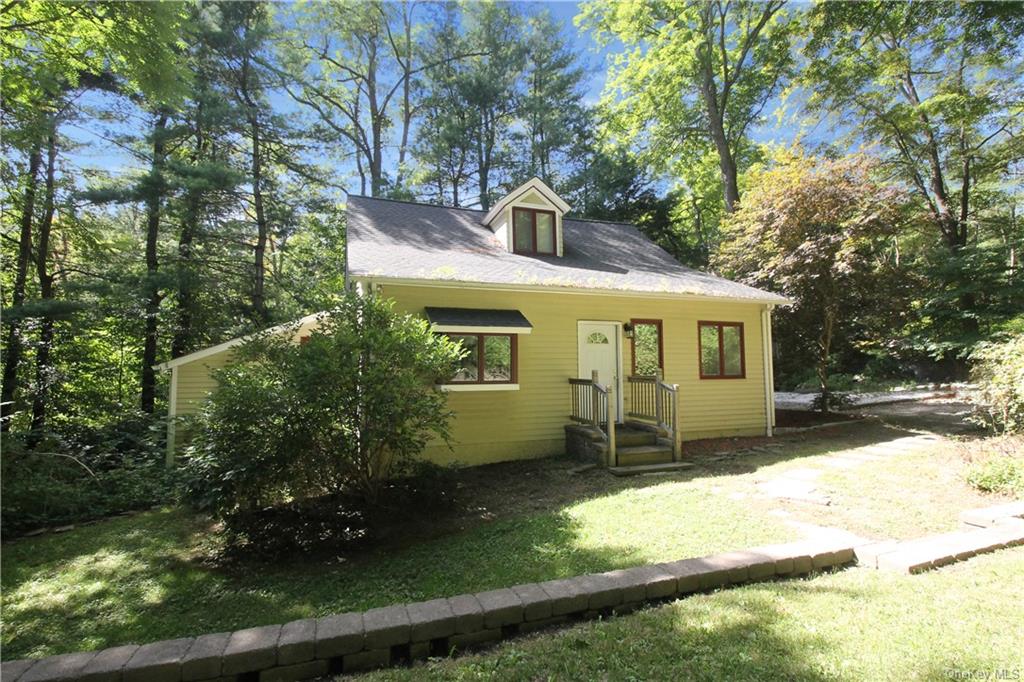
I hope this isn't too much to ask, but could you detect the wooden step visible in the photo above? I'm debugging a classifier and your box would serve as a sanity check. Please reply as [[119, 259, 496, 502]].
[[615, 428, 658, 447], [609, 461, 695, 476], [615, 444, 674, 466]]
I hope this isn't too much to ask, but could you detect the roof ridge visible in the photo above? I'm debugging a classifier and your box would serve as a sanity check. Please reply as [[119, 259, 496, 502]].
[[347, 193, 640, 228], [564, 214, 638, 228], [347, 194, 486, 213]]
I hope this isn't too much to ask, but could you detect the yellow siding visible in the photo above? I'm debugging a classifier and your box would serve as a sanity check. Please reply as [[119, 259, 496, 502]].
[[381, 284, 770, 465], [176, 351, 235, 416], [168, 286, 771, 466]]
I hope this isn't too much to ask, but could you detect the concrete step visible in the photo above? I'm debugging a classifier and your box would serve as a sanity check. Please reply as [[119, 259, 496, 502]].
[[615, 444, 674, 466], [609, 461, 695, 476]]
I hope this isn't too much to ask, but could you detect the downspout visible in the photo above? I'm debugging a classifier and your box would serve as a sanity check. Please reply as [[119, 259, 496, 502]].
[[761, 305, 776, 436]]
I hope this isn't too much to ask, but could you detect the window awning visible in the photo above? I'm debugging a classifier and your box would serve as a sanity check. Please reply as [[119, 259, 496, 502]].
[[425, 307, 533, 334]]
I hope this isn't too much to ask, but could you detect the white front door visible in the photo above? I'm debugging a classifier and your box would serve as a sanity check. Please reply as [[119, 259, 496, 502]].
[[578, 321, 623, 421]]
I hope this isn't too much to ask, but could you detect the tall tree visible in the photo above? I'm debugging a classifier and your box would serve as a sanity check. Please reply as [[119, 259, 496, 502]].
[[579, 0, 795, 214], [516, 11, 585, 187], [802, 1, 1024, 353], [717, 151, 909, 408], [283, 0, 421, 197], [139, 111, 169, 414], [460, 0, 526, 209], [1, 1, 188, 427]]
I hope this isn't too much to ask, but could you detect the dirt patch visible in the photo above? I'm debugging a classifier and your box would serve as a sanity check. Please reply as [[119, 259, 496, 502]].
[[776, 408, 861, 428]]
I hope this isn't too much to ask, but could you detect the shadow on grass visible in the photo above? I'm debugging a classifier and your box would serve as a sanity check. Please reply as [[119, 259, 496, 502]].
[[1, 506, 669, 661]]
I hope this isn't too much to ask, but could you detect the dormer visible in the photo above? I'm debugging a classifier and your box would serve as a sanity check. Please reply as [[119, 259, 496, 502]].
[[483, 178, 571, 257]]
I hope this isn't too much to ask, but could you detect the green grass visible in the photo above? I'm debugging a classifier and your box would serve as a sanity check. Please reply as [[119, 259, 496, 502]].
[[1, 480, 793, 660], [3, 419, 1016, 669], [365, 549, 1024, 682]]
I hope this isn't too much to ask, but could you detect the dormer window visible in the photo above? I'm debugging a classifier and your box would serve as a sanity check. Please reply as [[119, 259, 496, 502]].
[[484, 178, 570, 257], [512, 207, 556, 255]]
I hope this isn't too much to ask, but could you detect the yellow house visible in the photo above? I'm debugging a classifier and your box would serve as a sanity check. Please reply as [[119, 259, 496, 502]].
[[159, 178, 788, 470]]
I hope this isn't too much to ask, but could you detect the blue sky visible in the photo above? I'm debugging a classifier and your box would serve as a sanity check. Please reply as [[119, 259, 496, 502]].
[[62, 0, 833, 195]]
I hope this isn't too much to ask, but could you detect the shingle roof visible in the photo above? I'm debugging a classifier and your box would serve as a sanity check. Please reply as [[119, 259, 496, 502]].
[[346, 195, 789, 304]]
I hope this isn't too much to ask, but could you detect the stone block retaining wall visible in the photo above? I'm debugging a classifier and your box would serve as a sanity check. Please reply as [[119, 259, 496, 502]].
[[1, 538, 857, 682]]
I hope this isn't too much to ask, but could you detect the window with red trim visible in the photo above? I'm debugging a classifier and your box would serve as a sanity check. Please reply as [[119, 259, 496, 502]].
[[444, 333, 518, 383], [698, 322, 745, 379], [512, 207, 556, 255]]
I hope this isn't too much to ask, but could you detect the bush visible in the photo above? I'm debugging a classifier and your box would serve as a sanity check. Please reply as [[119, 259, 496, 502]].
[[968, 334, 1024, 433], [183, 294, 464, 549], [962, 436, 1024, 498], [0, 414, 180, 535], [967, 457, 1024, 497]]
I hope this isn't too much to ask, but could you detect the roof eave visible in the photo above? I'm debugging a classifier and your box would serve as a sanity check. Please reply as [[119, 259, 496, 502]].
[[351, 274, 791, 306]]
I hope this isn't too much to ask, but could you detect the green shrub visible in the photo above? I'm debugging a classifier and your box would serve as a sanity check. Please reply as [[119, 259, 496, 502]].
[[183, 294, 464, 547], [966, 457, 1024, 497], [0, 414, 180, 535], [969, 334, 1024, 433]]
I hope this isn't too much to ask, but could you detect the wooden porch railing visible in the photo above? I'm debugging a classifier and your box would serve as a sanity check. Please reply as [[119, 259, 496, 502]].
[[627, 369, 679, 459], [568, 370, 616, 466]]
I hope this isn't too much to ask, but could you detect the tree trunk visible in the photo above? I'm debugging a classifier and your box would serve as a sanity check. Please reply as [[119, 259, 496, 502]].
[[171, 195, 198, 359], [700, 71, 740, 213], [250, 115, 269, 324], [30, 130, 58, 437], [816, 306, 835, 413], [239, 42, 271, 325], [140, 112, 168, 414], [0, 139, 42, 430]]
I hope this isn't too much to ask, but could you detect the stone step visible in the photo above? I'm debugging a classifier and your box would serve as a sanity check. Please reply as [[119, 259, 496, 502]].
[[608, 462, 695, 476], [615, 444, 674, 466]]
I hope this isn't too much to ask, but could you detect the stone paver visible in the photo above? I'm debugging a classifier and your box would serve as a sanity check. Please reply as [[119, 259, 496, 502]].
[[278, 619, 316, 665], [259, 659, 329, 682], [315, 612, 363, 659], [123, 637, 193, 682], [960, 501, 1024, 528], [510, 584, 554, 621], [475, 588, 524, 628], [1, 659, 37, 682], [21, 652, 97, 682], [222, 625, 281, 675], [406, 598, 456, 642], [181, 632, 229, 681], [538, 578, 589, 616], [79, 644, 139, 682], [865, 504, 1024, 574], [362, 605, 411, 649], [446, 594, 484, 633]]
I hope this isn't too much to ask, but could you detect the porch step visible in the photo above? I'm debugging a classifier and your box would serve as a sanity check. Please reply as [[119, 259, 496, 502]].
[[615, 444, 674, 466], [615, 427, 659, 447], [609, 461, 695, 476]]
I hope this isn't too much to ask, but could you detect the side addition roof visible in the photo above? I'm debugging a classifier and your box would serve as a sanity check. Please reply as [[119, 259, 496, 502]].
[[346, 195, 790, 305]]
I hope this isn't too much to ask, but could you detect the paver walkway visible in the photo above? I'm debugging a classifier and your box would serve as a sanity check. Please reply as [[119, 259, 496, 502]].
[[755, 433, 942, 506], [855, 502, 1024, 574]]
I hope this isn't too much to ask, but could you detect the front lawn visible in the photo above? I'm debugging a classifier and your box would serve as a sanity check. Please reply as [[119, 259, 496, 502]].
[[364, 548, 1024, 681], [2, 416, 1015, 665], [1, 478, 792, 660]]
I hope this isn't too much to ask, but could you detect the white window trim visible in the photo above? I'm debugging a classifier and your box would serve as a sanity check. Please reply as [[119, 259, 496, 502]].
[[436, 383, 520, 392]]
